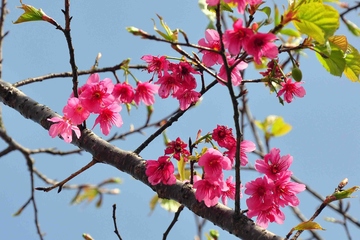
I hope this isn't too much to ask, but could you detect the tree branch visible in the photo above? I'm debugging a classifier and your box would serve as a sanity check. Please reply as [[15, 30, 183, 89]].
[[0, 78, 283, 240]]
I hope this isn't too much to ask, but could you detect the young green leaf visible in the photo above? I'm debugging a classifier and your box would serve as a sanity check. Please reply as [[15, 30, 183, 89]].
[[314, 43, 346, 77], [14, 1, 57, 26], [344, 19, 360, 37], [294, 2, 339, 44], [344, 44, 360, 82], [293, 221, 325, 231]]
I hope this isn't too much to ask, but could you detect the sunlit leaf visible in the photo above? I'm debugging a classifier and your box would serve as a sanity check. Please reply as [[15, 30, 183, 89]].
[[198, 0, 216, 23], [294, 2, 339, 44], [254, 120, 265, 132], [205, 229, 220, 240], [271, 117, 292, 137], [259, 6, 271, 18], [160, 198, 181, 212], [274, 4, 280, 26], [14, 0, 56, 26], [344, 44, 360, 82], [256, 115, 292, 140], [71, 187, 99, 205], [328, 35, 348, 53], [177, 156, 186, 181], [293, 221, 325, 231], [152, 14, 178, 42], [332, 186, 360, 200], [279, 28, 301, 37], [149, 194, 159, 213], [315, 43, 346, 77], [344, 19, 360, 37]]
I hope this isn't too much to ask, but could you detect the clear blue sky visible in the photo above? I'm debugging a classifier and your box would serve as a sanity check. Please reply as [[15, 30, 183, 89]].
[[1, 0, 360, 239]]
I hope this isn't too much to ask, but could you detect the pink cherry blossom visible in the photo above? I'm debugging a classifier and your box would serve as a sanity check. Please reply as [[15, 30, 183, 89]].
[[63, 97, 90, 125], [141, 55, 169, 77], [218, 57, 248, 86], [79, 76, 115, 113], [134, 81, 159, 106], [171, 62, 199, 90], [223, 19, 254, 55], [112, 82, 134, 104], [221, 176, 238, 206], [173, 88, 201, 110], [93, 103, 123, 136], [206, 0, 220, 6], [145, 156, 176, 185], [47, 116, 81, 143], [244, 32, 278, 64], [225, 0, 262, 14], [198, 29, 222, 67], [246, 198, 285, 228], [193, 175, 227, 207], [212, 125, 236, 149], [198, 148, 232, 178], [155, 72, 180, 98], [240, 140, 256, 165], [245, 175, 274, 206], [164, 137, 190, 161], [277, 78, 306, 103], [255, 148, 293, 180], [224, 140, 256, 166], [273, 172, 306, 207]]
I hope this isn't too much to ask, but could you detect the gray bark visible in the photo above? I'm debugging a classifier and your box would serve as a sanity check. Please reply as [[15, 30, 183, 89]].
[[0, 79, 284, 240]]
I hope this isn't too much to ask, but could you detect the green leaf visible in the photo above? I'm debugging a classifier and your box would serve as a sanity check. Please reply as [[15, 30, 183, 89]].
[[274, 4, 280, 26], [152, 14, 178, 42], [332, 186, 360, 201], [344, 44, 360, 82], [71, 187, 99, 205], [198, 0, 216, 23], [314, 43, 346, 77], [149, 194, 159, 213], [255, 115, 292, 140], [177, 156, 186, 181], [14, 2, 44, 23], [14, 1, 57, 26], [271, 116, 292, 137], [344, 20, 360, 37], [259, 6, 271, 18], [159, 198, 181, 212], [294, 2, 339, 44], [293, 221, 325, 231], [279, 28, 301, 37], [328, 35, 348, 53], [205, 229, 220, 240]]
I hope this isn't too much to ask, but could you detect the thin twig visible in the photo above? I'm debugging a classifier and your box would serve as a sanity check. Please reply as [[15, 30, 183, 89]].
[[62, 0, 79, 97], [25, 155, 44, 240], [163, 205, 184, 240], [35, 158, 98, 193], [112, 204, 123, 240]]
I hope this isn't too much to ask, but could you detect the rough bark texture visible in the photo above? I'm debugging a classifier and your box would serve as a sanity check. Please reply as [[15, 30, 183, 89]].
[[0, 79, 284, 240]]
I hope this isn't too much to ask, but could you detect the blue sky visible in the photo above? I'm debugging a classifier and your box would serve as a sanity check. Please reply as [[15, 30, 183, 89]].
[[1, 0, 360, 240]]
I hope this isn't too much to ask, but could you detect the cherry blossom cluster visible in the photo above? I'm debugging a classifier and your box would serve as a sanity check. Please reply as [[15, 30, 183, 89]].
[[245, 148, 306, 228], [198, 2, 306, 103], [47, 73, 159, 142], [145, 125, 306, 228], [145, 125, 256, 207], [141, 55, 201, 110]]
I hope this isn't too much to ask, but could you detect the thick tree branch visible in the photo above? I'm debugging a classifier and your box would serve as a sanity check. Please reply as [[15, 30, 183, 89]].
[[0, 79, 283, 240]]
